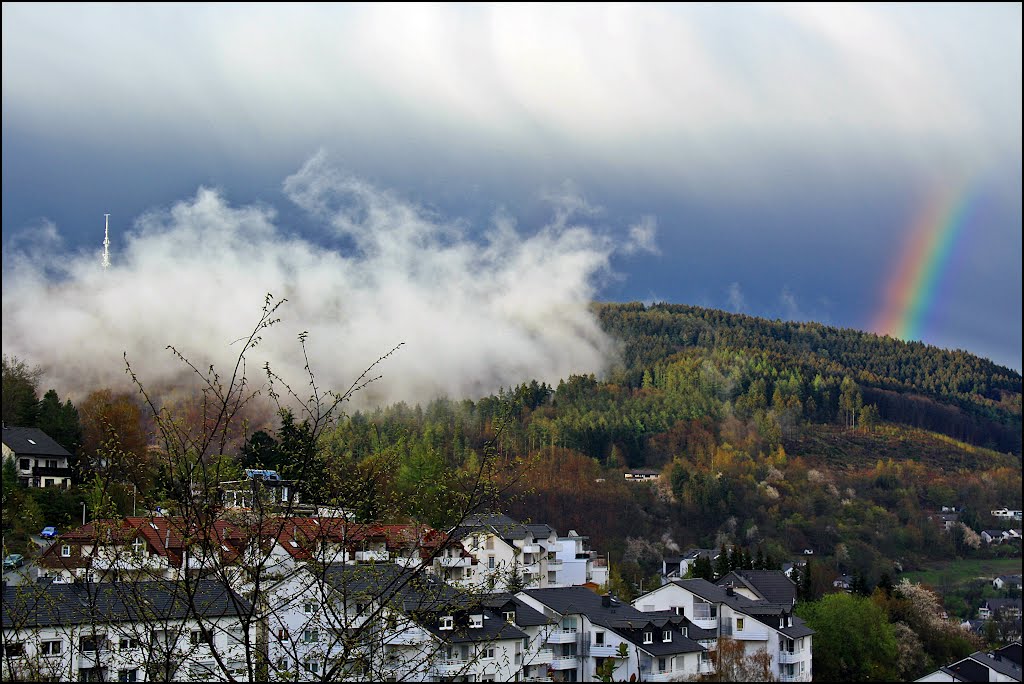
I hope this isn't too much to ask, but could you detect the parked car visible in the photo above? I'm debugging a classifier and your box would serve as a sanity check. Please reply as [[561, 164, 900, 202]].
[[2, 554, 24, 570], [40, 526, 58, 539]]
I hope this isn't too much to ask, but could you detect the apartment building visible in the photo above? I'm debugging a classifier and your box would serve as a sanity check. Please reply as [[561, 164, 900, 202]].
[[2, 580, 252, 682], [516, 586, 710, 682], [634, 578, 814, 682]]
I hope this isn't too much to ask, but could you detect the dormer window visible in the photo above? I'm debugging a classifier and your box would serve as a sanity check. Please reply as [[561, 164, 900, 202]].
[[643, 630, 654, 644], [504, 610, 516, 623], [440, 616, 454, 631], [788, 616, 793, 627], [61, 544, 72, 558], [470, 614, 483, 629], [133, 538, 146, 554], [662, 629, 672, 642]]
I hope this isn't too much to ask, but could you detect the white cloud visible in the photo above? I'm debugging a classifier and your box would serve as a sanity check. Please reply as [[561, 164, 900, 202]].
[[0, 155, 641, 407], [622, 216, 660, 256]]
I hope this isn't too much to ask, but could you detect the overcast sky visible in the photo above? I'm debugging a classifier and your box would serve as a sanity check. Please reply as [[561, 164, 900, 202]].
[[2, 3, 1020, 403]]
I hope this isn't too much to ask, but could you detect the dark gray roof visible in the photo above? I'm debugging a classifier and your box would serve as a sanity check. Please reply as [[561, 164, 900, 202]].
[[483, 593, 552, 627], [716, 570, 797, 606], [452, 513, 531, 542], [321, 564, 527, 643], [986, 598, 1022, 611], [995, 642, 1021, 666], [2, 580, 249, 629], [2, 427, 71, 458], [965, 650, 1024, 680], [667, 578, 760, 612], [522, 587, 704, 655]]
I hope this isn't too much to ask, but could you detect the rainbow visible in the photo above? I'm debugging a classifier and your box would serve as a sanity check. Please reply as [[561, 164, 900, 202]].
[[873, 182, 974, 341]]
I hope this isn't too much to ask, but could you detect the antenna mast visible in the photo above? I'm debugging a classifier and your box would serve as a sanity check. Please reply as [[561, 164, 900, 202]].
[[102, 214, 111, 270]]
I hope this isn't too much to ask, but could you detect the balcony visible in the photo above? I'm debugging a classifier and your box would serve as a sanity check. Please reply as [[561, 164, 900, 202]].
[[529, 648, 554, 664], [778, 673, 805, 682], [691, 616, 718, 630], [433, 658, 469, 676], [545, 558, 563, 566], [645, 672, 678, 682], [354, 550, 389, 563], [549, 655, 578, 670], [520, 544, 540, 554], [588, 645, 619, 658], [546, 628, 578, 644], [778, 649, 804, 664], [383, 626, 429, 645]]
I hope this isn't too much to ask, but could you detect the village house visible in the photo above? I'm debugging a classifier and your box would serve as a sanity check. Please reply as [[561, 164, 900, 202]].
[[516, 586, 711, 682], [2, 426, 74, 489], [2, 580, 252, 682], [633, 578, 814, 682]]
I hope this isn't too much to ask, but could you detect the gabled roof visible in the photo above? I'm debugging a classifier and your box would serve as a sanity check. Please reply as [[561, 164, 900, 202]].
[[482, 593, 552, 627], [522, 587, 705, 655], [995, 642, 1022, 666], [453, 513, 532, 541], [320, 563, 527, 644], [2, 427, 71, 458], [716, 570, 797, 606], [2, 579, 249, 629]]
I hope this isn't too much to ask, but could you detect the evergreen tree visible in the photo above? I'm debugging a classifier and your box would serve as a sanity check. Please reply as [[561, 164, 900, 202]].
[[714, 544, 731, 580], [35, 389, 83, 455]]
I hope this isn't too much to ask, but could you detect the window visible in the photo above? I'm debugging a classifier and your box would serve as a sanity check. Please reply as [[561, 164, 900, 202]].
[[80, 635, 106, 652], [190, 629, 214, 646], [62, 544, 72, 557], [470, 614, 484, 628], [480, 646, 495, 659], [132, 538, 146, 554], [595, 631, 605, 646], [46, 459, 58, 469], [485, 537, 494, 550], [303, 601, 318, 614], [41, 640, 62, 656], [120, 637, 140, 650], [643, 630, 654, 644], [2, 642, 25, 657], [658, 657, 667, 672], [504, 610, 516, 623], [19, 459, 29, 470], [303, 629, 319, 643], [277, 628, 290, 641], [488, 556, 495, 570], [662, 629, 672, 642], [118, 669, 139, 683], [674, 606, 685, 616], [276, 657, 289, 671], [355, 603, 366, 615], [304, 660, 320, 674], [736, 618, 744, 631], [440, 615, 454, 630]]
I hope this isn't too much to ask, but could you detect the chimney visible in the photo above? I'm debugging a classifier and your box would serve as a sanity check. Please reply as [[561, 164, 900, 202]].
[[602, 594, 612, 608], [726, 583, 735, 597]]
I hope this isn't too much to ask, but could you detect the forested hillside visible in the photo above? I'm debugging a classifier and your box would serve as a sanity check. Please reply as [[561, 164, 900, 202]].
[[4, 303, 1021, 601]]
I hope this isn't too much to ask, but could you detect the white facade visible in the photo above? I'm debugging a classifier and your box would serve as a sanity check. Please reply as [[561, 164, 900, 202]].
[[2, 609, 252, 681], [634, 580, 813, 682]]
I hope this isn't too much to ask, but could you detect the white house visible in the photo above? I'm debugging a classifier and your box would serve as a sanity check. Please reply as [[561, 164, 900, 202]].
[[516, 586, 710, 682], [266, 563, 529, 682], [993, 575, 1023, 591], [2, 579, 253, 682], [554, 530, 608, 588], [2, 426, 74, 489], [453, 514, 573, 592], [916, 643, 1022, 682], [633, 578, 814, 682]]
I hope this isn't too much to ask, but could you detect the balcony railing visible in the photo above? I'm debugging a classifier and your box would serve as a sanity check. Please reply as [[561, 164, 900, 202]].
[[549, 655, 578, 670], [778, 649, 804, 664], [546, 628, 578, 644], [530, 648, 555, 664]]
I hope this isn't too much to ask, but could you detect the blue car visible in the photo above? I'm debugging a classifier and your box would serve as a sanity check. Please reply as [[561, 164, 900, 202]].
[[41, 526, 58, 539]]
